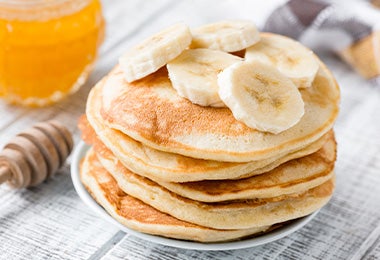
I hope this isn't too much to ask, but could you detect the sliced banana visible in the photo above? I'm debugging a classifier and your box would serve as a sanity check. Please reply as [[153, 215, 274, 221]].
[[218, 61, 305, 134], [167, 48, 242, 107], [119, 23, 192, 83], [190, 20, 260, 52], [245, 34, 319, 88]]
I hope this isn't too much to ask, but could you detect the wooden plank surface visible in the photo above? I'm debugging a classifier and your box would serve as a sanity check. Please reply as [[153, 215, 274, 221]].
[[0, 0, 380, 259]]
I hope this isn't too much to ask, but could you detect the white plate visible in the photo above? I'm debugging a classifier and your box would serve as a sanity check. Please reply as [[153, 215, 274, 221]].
[[71, 141, 319, 251]]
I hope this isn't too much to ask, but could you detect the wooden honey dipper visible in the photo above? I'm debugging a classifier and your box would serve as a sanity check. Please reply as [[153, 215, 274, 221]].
[[0, 120, 73, 189]]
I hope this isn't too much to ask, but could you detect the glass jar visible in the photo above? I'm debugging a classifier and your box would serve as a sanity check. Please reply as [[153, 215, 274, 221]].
[[0, 0, 105, 106]]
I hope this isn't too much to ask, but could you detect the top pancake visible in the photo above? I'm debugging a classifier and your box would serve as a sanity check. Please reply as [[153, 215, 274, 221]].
[[96, 36, 339, 162], [80, 102, 330, 182]]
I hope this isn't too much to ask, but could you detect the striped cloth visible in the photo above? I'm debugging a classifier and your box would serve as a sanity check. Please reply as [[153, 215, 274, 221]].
[[263, 0, 380, 86]]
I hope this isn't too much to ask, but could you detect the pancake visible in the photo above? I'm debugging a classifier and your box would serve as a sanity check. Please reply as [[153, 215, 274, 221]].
[[92, 146, 335, 229], [80, 148, 274, 242], [82, 95, 331, 181], [95, 40, 339, 162], [94, 128, 336, 202], [154, 134, 336, 202]]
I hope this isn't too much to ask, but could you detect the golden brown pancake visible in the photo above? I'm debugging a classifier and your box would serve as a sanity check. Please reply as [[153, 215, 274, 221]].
[[80, 149, 274, 242], [92, 127, 336, 202], [93, 43, 339, 162], [91, 144, 335, 229], [81, 99, 332, 182]]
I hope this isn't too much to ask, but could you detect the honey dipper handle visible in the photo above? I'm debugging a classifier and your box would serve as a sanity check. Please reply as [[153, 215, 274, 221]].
[[0, 166, 11, 185]]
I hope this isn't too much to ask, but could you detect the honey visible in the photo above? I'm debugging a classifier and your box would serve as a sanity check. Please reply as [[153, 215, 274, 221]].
[[0, 0, 105, 106]]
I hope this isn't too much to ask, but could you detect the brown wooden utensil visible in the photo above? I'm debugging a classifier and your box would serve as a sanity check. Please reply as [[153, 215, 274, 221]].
[[0, 120, 73, 188]]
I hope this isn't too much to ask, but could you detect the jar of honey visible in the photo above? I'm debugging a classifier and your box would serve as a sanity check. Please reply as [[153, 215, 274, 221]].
[[0, 0, 105, 106]]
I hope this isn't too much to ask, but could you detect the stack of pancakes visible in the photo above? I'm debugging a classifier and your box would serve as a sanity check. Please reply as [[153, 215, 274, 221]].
[[79, 40, 340, 243]]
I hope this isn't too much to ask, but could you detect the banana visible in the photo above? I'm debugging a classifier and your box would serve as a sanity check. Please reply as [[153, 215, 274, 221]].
[[245, 34, 319, 88], [218, 60, 305, 134], [119, 23, 192, 83], [167, 48, 242, 107], [190, 20, 260, 52]]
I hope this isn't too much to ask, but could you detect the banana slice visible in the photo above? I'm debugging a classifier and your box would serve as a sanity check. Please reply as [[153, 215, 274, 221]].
[[218, 61, 305, 134], [119, 23, 192, 83], [245, 34, 319, 88], [190, 20, 260, 52], [167, 48, 242, 107]]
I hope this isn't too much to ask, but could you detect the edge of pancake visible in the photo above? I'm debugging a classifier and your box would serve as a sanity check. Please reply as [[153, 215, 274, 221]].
[[152, 133, 336, 202], [82, 100, 332, 181], [96, 146, 335, 229], [96, 131, 336, 202], [80, 148, 273, 242]]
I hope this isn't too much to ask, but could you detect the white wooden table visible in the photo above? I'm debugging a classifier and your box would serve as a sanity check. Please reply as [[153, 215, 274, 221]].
[[1, 1, 380, 259]]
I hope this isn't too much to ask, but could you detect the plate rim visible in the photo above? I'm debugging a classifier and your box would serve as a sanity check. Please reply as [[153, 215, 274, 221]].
[[71, 141, 319, 251]]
